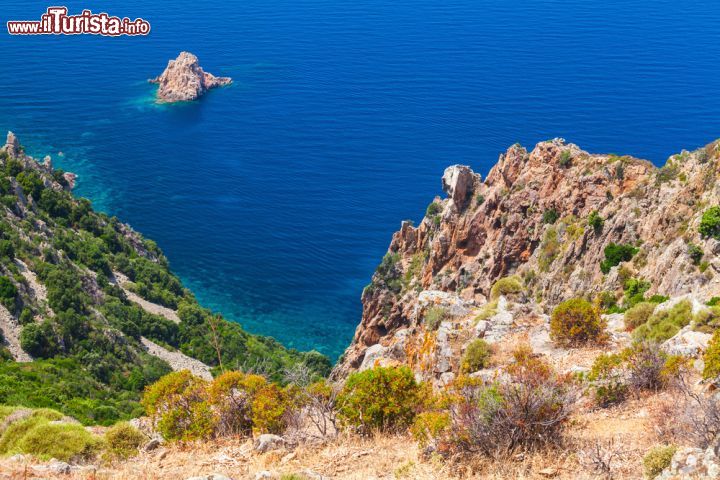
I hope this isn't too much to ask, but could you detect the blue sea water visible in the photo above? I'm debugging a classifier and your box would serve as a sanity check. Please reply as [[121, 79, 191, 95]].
[[1, 1, 720, 359]]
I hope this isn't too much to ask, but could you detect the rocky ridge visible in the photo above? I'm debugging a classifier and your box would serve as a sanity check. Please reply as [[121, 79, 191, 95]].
[[150, 52, 232, 103], [333, 138, 720, 381]]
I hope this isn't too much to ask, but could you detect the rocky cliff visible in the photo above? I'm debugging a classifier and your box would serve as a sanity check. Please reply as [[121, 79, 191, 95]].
[[333, 138, 720, 380], [150, 52, 232, 103]]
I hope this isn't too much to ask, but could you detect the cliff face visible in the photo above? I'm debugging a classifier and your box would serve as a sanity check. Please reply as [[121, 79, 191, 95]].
[[333, 138, 720, 379], [149, 52, 232, 103]]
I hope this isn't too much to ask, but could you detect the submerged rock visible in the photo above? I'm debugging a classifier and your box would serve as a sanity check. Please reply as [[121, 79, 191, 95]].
[[149, 52, 232, 103]]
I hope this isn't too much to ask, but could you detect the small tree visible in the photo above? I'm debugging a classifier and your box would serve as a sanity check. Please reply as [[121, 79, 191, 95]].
[[550, 298, 606, 346]]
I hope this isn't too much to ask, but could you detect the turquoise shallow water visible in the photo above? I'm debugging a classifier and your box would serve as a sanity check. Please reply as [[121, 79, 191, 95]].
[[1, 0, 720, 359]]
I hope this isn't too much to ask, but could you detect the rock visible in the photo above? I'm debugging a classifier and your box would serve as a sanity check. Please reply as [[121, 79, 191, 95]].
[[538, 467, 558, 477], [253, 472, 273, 480], [62, 172, 77, 189], [254, 434, 285, 453], [302, 470, 329, 480], [185, 475, 233, 480], [359, 343, 387, 371], [149, 52, 232, 103], [142, 438, 163, 452], [47, 460, 72, 475], [442, 165, 475, 210], [663, 325, 711, 357], [660, 444, 720, 479], [4, 131, 20, 158], [43, 155, 52, 169]]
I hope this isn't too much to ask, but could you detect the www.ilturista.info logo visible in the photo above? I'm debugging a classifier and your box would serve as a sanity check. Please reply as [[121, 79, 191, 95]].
[[7, 7, 150, 36]]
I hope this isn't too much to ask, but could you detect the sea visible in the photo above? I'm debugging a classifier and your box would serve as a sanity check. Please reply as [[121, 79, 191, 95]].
[[1, 0, 719, 359]]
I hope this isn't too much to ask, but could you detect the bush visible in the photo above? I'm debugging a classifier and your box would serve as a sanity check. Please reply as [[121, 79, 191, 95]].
[[490, 275, 524, 300], [17, 422, 99, 461], [448, 361, 575, 456], [588, 353, 627, 407], [643, 445, 676, 479], [700, 206, 720, 239], [250, 383, 294, 435], [600, 243, 639, 274], [411, 411, 450, 448], [632, 300, 692, 343], [542, 208, 560, 224], [460, 339, 492, 373], [687, 243, 704, 265], [103, 422, 146, 460], [20, 321, 59, 358], [624, 302, 656, 331], [588, 210, 604, 234], [142, 371, 214, 441], [704, 330, 720, 380], [423, 306, 448, 331], [0, 409, 98, 462], [623, 278, 651, 309], [550, 298, 606, 346], [337, 366, 424, 433], [558, 150, 572, 168], [207, 371, 266, 436], [425, 202, 441, 217]]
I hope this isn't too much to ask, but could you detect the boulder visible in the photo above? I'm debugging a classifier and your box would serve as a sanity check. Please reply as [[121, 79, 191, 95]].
[[150, 52, 232, 103], [4, 131, 20, 158], [663, 325, 711, 357], [185, 475, 233, 480], [254, 434, 285, 453], [441, 165, 475, 210]]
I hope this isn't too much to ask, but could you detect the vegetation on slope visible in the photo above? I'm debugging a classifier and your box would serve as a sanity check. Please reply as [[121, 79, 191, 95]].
[[0, 144, 329, 425]]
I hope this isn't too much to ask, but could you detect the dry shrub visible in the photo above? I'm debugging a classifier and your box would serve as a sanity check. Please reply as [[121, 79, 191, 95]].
[[654, 373, 720, 449], [445, 346, 576, 457]]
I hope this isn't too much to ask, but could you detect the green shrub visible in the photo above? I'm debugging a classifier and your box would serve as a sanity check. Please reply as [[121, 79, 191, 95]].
[[542, 208, 560, 225], [588, 210, 604, 234], [643, 445, 676, 479], [17, 422, 99, 461], [0, 276, 17, 311], [624, 302, 656, 331], [461, 339, 492, 373], [600, 243, 638, 274], [423, 306, 448, 331], [20, 321, 59, 358], [103, 422, 146, 460], [700, 206, 720, 239], [337, 366, 423, 433], [538, 227, 560, 272], [633, 300, 692, 343], [550, 298, 606, 346], [558, 150, 572, 168], [0, 408, 98, 462], [490, 275, 524, 300], [687, 243, 704, 265], [623, 278, 651, 309], [703, 330, 720, 380], [695, 306, 720, 334], [425, 202, 442, 217]]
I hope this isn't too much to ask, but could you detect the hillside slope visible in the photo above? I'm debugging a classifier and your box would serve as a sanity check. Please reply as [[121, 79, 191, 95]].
[[0, 132, 329, 424]]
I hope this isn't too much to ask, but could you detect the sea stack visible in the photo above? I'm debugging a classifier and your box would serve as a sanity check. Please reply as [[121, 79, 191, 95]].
[[149, 51, 232, 103]]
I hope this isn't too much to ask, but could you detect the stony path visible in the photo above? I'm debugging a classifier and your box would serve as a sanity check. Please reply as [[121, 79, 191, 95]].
[[0, 304, 31, 362], [112, 272, 180, 323], [15, 260, 53, 317], [140, 337, 212, 380]]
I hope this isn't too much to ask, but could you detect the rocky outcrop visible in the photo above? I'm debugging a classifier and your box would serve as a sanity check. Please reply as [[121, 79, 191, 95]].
[[333, 138, 720, 380], [150, 52, 232, 103], [140, 337, 212, 380]]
